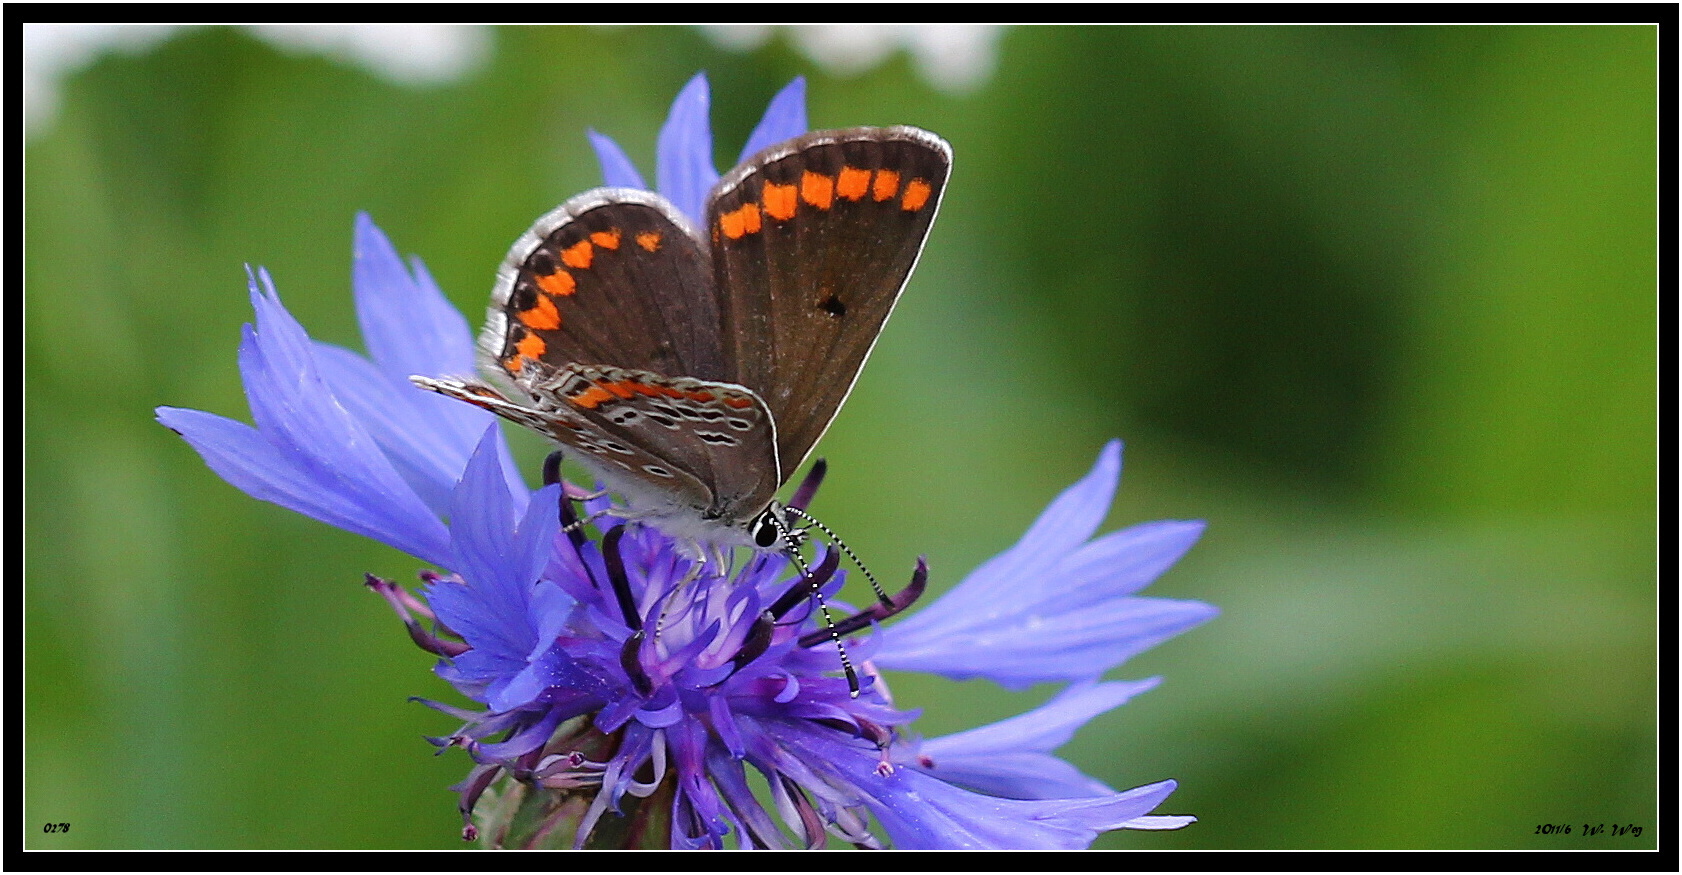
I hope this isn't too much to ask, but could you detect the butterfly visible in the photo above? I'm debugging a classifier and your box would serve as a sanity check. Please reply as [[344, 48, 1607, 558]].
[[413, 126, 950, 561]]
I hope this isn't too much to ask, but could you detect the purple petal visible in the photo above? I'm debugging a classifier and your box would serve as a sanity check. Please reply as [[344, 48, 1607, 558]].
[[588, 129, 648, 190], [656, 72, 717, 222], [703, 746, 788, 848], [472, 706, 566, 761], [738, 76, 807, 161]]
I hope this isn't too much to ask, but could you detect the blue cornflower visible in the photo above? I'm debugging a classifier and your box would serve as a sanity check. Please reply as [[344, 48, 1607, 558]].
[[157, 73, 1217, 849]]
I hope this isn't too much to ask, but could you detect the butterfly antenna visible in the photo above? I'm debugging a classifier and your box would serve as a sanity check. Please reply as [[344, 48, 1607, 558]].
[[782, 506, 891, 607], [769, 513, 862, 698]]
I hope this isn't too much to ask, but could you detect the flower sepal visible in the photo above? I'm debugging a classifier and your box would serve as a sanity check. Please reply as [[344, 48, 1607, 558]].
[[470, 716, 677, 849]]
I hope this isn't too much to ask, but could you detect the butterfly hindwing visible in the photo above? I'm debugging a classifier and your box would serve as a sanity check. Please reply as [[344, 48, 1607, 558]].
[[535, 365, 781, 523], [405, 371, 724, 511], [706, 127, 951, 481], [412, 367, 780, 523]]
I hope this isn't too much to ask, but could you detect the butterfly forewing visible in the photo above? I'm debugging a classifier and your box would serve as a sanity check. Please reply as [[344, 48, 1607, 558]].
[[463, 186, 789, 525], [484, 189, 727, 384], [707, 127, 951, 481]]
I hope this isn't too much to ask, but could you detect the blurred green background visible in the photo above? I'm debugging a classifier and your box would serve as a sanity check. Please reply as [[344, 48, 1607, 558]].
[[24, 25, 1656, 850]]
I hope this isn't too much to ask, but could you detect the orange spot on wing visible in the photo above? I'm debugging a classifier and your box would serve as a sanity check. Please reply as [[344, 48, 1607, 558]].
[[590, 230, 621, 250], [561, 239, 594, 269], [872, 169, 901, 201], [516, 333, 547, 361], [901, 179, 933, 211], [687, 390, 716, 403], [801, 171, 835, 210], [518, 294, 561, 330], [604, 381, 637, 399], [762, 182, 798, 221], [837, 166, 870, 200], [536, 271, 576, 297], [569, 385, 614, 409], [722, 396, 754, 409], [719, 203, 762, 239], [636, 231, 662, 251]]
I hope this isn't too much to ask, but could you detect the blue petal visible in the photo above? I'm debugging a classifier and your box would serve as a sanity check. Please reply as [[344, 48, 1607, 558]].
[[738, 76, 807, 161], [588, 129, 648, 189], [940, 441, 1124, 609], [877, 592, 1217, 689], [925, 679, 1158, 758], [434, 642, 525, 699], [310, 342, 475, 516], [492, 637, 593, 713], [352, 213, 476, 384], [1121, 814, 1199, 830], [165, 269, 452, 565], [656, 72, 717, 222], [865, 772, 1187, 850], [917, 680, 1160, 798], [429, 430, 560, 664], [916, 750, 1111, 802], [777, 720, 1187, 849], [355, 215, 529, 504], [875, 441, 1217, 687], [1053, 519, 1208, 601], [156, 406, 445, 565]]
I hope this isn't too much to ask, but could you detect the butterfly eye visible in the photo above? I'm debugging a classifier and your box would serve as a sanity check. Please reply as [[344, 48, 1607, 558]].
[[751, 509, 783, 549]]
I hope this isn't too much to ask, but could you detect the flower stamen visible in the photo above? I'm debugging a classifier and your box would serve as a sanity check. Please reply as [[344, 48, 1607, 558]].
[[786, 458, 827, 512], [728, 610, 776, 674], [601, 526, 645, 632], [619, 631, 655, 696], [367, 574, 469, 656]]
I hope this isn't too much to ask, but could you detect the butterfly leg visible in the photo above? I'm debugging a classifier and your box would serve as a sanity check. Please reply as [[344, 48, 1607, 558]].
[[649, 545, 712, 648]]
